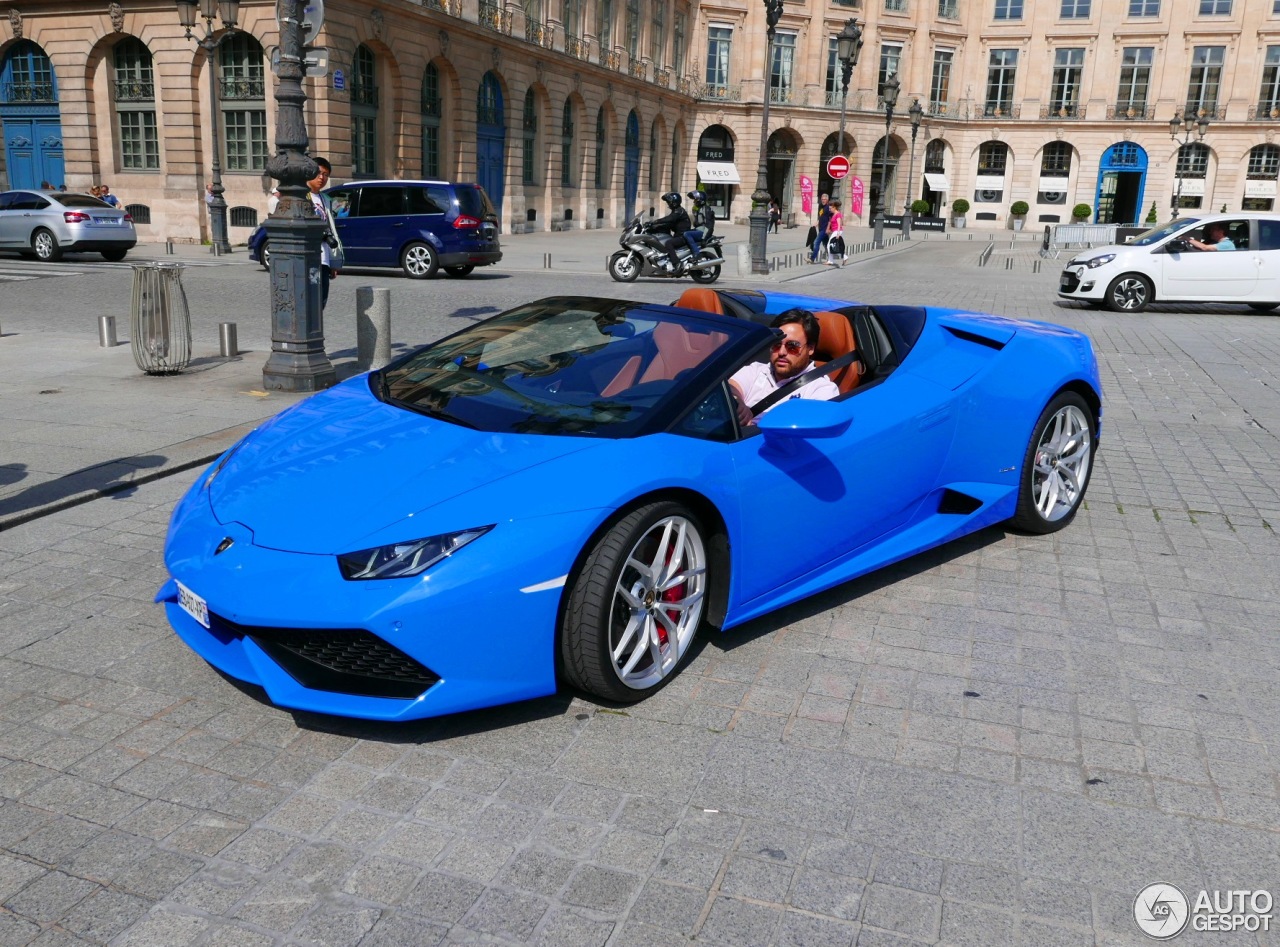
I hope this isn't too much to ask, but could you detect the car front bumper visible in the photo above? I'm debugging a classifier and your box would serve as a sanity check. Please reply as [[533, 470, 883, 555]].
[[1057, 264, 1106, 301]]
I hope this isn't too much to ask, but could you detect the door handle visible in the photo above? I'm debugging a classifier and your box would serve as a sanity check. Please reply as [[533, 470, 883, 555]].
[[392, 222, 404, 227]]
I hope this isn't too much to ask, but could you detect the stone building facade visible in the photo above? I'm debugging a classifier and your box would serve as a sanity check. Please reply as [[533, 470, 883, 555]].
[[1, 0, 1278, 244]]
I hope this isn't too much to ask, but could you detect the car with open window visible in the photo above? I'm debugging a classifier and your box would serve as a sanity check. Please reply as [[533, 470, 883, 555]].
[[157, 288, 1101, 721], [1058, 212, 1280, 313]]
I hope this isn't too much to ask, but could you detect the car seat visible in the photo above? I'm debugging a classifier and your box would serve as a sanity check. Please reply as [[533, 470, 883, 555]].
[[674, 288, 725, 315], [811, 311, 862, 394], [601, 321, 729, 395]]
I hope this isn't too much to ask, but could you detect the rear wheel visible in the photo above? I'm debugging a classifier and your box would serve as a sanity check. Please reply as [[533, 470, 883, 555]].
[[259, 240, 271, 270], [401, 241, 439, 279], [561, 501, 708, 702], [1105, 273, 1152, 313], [608, 251, 640, 283], [444, 265, 475, 278], [32, 228, 61, 262], [1010, 391, 1095, 534], [101, 249, 127, 262], [1247, 302, 1278, 312], [689, 250, 721, 284]]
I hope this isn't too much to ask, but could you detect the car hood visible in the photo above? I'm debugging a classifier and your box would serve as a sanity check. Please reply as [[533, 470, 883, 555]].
[[208, 379, 598, 553]]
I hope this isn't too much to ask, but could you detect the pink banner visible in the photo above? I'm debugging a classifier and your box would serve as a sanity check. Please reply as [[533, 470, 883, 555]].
[[799, 175, 814, 216], [850, 176, 865, 218]]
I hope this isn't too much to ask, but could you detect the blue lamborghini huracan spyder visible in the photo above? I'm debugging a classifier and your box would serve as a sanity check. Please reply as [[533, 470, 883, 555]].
[[156, 288, 1102, 721]]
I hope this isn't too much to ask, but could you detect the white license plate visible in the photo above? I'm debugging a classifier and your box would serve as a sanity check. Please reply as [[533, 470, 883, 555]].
[[177, 581, 210, 628], [92, 216, 118, 225]]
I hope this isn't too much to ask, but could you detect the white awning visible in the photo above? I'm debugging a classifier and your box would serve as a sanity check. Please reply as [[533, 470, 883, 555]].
[[697, 161, 742, 185], [924, 173, 949, 191]]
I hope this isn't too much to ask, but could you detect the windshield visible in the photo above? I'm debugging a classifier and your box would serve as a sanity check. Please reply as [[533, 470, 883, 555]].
[[1128, 218, 1199, 247], [377, 297, 753, 437]]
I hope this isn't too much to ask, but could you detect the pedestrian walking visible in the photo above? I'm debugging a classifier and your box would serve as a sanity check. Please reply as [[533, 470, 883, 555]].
[[809, 193, 832, 263], [826, 201, 845, 266], [308, 157, 343, 312]]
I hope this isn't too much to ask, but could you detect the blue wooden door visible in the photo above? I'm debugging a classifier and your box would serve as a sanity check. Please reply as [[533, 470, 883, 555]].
[[476, 72, 505, 216], [624, 111, 640, 221], [1, 42, 63, 190]]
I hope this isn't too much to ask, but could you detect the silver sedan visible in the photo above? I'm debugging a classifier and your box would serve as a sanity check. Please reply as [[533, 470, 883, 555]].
[[0, 189, 137, 262]]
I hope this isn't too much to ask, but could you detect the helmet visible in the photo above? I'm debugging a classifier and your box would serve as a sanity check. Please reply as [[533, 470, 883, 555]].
[[687, 190, 706, 205], [662, 191, 682, 209]]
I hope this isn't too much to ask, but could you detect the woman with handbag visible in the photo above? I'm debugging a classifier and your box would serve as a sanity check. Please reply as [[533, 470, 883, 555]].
[[826, 200, 845, 266]]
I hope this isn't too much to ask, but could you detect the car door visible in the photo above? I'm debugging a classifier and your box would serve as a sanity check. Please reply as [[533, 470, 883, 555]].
[[0, 192, 17, 246], [331, 185, 404, 267], [724, 371, 957, 611], [1253, 218, 1280, 303], [1161, 219, 1260, 299], [405, 184, 450, 253]]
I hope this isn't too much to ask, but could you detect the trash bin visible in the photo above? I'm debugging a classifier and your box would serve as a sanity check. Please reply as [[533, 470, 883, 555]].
[[130, 262, 191, 374]]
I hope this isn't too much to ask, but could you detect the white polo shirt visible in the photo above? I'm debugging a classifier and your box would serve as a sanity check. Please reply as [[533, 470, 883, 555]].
[[730, 360, 838, 413]]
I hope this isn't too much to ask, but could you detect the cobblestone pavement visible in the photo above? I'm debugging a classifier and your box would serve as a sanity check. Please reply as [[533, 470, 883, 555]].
[[1, 242, 1278, 946]]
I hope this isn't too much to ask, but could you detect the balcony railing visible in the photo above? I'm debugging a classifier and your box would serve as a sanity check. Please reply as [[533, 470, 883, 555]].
[[221, 77, 266, 100], [826, 90, 843, 108], [421, 0, 462, 12], [479, 0, 510, 33], [831, 0, 860, 8], [1179, 104, 1226, 121], [525, 16, 554, 47], [114, 80, 155, 102], [770, 86, 796, 104], [603, 48, 622, 70], [1249, 103, 1280, 120], [937, 0, 959, 17], [1040, 103, 1085, 119], [629, 59, 648, 80], [350, 84, 379, 107], [884, 0, 907, 11], [654, 66, 671, 87], [678, 75, 697, 95], [2, 81, 55, 103], [928, 98, 951, 115], [565, 35, 590, 59], [699, 83, 741, 101], [982, 103, 1020, 119], [1107, 102, 1152, 120]]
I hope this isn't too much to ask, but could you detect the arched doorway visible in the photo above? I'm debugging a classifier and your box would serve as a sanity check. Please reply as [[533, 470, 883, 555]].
[[921, 139, 948, 216], [624, 110, 640, 220], [477, 72, 505, 215], [766, 129, 799, 213], [869, 136, 900, 217], [819, 131, 854, 204], [1, 41, 64, 189], [696, 124, 736, 220], [1095, 142, 1147, 224]]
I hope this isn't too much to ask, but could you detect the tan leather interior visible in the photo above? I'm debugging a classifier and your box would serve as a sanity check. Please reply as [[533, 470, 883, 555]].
[[601, 322, 730, 395], [674, 288, 725, 315], [811, 310, 861, 394]]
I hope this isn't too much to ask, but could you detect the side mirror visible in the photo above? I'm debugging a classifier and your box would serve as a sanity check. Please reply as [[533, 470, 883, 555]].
[[1166, 238, 1189, 253], [756, 399, 851, 440]]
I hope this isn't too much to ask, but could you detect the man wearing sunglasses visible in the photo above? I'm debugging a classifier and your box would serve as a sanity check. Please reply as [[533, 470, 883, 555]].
[[728, 310, 837, 424]]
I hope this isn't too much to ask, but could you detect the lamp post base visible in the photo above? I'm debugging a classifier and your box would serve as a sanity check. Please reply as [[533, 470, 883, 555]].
[[261, 212, 336, 392], [902, 213, 912, 240], [748, 197, 770, 275]]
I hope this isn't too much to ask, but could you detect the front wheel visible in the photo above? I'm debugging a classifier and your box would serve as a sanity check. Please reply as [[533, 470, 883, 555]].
[[1010, 391, 1095, 534], [32, 228, 62, 262], [259, 240, 271, 270], [444, 265, 475, 278], [561, 502, 709, 702], [1105, 273, 1152, 313], [689, 250, 722, 284], [401, 241, 439, 279], [608, 251, 641, 283]]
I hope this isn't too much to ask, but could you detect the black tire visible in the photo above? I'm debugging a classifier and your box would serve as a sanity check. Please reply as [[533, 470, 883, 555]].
[[1105, 273, 1152, 313], [689, 250, 721, 284], [1247, 302, 1278, 312], [608, 251, 640, 283], [401, 241, 439, 279], [1010, 391, 1095, 534], [101, 249, 127, 262], [32, 228, 62, 262], [560, 501, 709, 703], [444, 265, 475, 278], [259, 240, 270, 270]]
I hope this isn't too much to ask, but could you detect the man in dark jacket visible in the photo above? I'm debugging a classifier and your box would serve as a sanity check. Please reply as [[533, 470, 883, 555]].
[[683, 190, 715, 262], [810, 192, 832, 263], [647, 192, 692, 271]]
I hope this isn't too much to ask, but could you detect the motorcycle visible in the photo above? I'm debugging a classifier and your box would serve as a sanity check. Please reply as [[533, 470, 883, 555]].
[[607, 215, 724, 284]]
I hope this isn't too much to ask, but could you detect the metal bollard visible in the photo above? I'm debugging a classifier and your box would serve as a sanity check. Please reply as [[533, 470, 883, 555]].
[[165, 240, 174, 254], [98, 315, 117, 347], [219, 322, 238, 357], [356, 286, 392, 371]]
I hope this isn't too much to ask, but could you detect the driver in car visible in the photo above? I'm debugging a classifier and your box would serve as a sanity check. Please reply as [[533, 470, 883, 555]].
[[1188, 222, 1235, 252], [729, 310, 838, 424]]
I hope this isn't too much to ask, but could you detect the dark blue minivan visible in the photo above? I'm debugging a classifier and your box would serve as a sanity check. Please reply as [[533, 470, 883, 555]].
[[249, 179, 502, 279]]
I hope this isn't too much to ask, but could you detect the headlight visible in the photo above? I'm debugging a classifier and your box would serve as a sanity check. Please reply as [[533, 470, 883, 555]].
[[338, 526, 493, 580], [204, 437, 249, 490], [1083, 254, 1115, 268]]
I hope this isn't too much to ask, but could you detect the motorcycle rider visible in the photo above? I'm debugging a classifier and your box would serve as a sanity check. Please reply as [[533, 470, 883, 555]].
[[646, 192, 692, 272], [683, 190, 715, 264]]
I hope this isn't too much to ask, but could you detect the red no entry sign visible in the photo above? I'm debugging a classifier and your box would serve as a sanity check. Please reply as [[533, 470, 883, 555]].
[[826, 155, 850, 179]]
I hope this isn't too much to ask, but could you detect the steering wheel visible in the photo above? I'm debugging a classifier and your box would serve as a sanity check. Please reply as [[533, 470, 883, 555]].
[[749, 349, 863, 417]]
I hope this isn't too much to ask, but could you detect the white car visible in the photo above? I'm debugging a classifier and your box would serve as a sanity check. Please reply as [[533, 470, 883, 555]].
[[1057, 213, 1280, 313]]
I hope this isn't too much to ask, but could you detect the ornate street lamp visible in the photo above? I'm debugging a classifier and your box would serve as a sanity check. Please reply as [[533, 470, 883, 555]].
[[832, 18, 863, 205], [178, 0, 239, 255], [748, 0, 785, 275], [1168, 112, 1210, 221], [901, 98, 924, 239], [871, 72, 899, 249], [261, 0, 334, 391]]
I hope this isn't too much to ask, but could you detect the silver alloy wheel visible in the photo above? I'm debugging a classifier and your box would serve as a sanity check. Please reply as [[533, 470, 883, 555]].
[[33, 230, 55, 260], [1031, 404, 1092, 522], [609, 252, 640, 282], [403, 244, 437, 278], [608, 515, 706, 690], [1110, 276, 1149, 310]]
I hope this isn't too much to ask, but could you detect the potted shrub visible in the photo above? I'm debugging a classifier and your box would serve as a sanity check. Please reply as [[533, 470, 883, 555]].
[[1010, 200, 1029, 231], [1071, 203, 1092, 223], [950, 198, 969, 229], [1145, 202, 1158, 225], [910, 199, 931, 218]]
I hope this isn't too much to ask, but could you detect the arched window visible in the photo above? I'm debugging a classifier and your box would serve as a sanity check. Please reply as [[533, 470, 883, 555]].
[[352, 45, 379, 177], [1176, 142, 1209, 179], [1245, 144, 1280, 211], [977, 141, 1008, 174], [924, 139, 945, 172], [594, 107, 607, 189], [218, 34, 267, 171], [421, 63, 441, 178], [523, 88, 538, 186], [1040, 141, 1072, 176], [113, 38, 158, 170], [561, 98, 575, 187], [0, 40, 56, 102]]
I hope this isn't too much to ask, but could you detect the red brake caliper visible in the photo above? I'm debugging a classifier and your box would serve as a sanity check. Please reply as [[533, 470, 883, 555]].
[[655, 543, 683, 649]]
